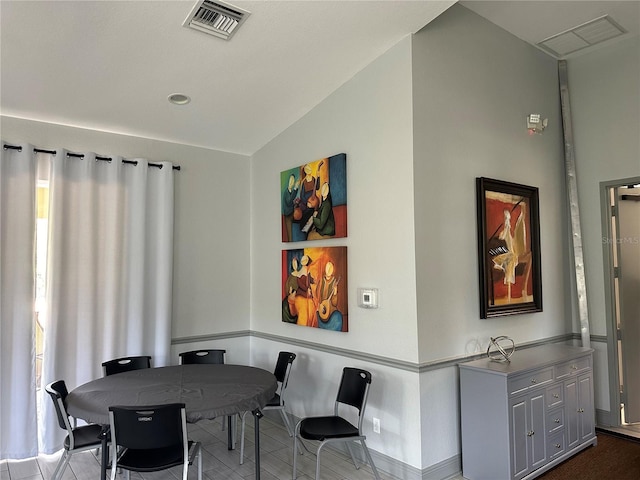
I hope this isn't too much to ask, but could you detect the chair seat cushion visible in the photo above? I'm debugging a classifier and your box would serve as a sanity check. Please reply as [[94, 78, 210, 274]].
[[299, 416, 358, 441], [265, 393, 281, 407], [65, 424, 104, 449], [117, 441, 192, 472]]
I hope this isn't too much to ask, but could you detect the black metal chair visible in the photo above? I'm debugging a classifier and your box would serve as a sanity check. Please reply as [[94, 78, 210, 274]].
[[102, 355, 151, 376], [239, 351, 297, 464], [292, 367, 381, 480], [108, 403, 202, 480], [178, 349, 226, 364], [45, 380, 105, 480], [179, 349, 230, 436]]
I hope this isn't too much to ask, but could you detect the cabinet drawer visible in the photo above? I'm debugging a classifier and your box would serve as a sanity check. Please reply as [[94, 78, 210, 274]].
[[547, 432, 566, 460], [556, 356, 591, 379], [546, 384, 563, 408], [547, 408, 564, 434], [509, 367, 554, 395]]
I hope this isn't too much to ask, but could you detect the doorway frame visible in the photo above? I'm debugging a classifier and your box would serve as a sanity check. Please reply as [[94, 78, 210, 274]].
[[601, 175, 640, 428]]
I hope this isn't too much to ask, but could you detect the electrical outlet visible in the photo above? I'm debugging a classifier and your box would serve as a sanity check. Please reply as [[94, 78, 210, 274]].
[[373, 417, 380, 434]]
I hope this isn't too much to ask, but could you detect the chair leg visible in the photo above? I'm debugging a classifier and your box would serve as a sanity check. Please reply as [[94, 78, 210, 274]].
[[292, 421, 302, 479], [279, 408, 294, 436], [221, 414, 234, 434], [51, 450, 70, 480], [346, 442, 359, 469], [228, 415, 236, 447], [239, 411, 249, 464], [197, 447, 203, 480], [315, 441, 328, 480], [110, 442, 118, 480], [361, 439, 381, 480], [278, 409, 304, 455]]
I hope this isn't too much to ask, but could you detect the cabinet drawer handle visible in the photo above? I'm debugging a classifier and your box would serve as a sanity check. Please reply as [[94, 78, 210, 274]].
[[578, 408, 584, 413], [531, 378, 537, 384], [555, 443, 561, 449], [553, 393, 559, 399], [571, 365, 578, 370], [527, 430, 535, 437], [554, 418, 560, 424]]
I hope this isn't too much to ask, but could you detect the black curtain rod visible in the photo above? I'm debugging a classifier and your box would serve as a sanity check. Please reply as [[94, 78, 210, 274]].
[[3, 144, 181, 171]]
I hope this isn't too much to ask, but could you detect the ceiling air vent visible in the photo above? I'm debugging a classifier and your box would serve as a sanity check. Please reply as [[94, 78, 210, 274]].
[[537, 15, 627, 58], [183, 0, 250, 41]]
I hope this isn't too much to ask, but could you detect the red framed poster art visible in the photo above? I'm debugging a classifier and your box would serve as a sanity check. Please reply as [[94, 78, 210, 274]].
[[476, 177, 543, 318]]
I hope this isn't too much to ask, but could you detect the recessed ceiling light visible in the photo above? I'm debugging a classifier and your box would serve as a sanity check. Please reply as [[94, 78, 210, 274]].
[[168, 93, 191, 105]]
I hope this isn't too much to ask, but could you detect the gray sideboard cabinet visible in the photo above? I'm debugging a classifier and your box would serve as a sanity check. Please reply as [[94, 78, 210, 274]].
[[459, 344, 596, 480]]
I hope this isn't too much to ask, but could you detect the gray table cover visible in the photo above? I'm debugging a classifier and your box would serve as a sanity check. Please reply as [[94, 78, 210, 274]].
[[66, 364, 277, 425]]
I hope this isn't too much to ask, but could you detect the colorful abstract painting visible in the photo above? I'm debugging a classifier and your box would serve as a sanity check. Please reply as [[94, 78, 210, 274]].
[[476, 177, 543, 318], [280, 153, 347, 243], [281, 246, 348, 332]]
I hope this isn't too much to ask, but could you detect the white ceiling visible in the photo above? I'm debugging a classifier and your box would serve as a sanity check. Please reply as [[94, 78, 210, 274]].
[[1, 1, 638, 156]]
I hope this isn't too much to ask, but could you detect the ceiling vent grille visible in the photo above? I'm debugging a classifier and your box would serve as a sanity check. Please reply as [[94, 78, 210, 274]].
[[183, 0, 250, 41], [537, 15, 626, 58]]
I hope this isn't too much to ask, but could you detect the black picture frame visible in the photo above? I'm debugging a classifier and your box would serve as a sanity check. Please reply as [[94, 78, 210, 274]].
[[476, 177, 543, 318]]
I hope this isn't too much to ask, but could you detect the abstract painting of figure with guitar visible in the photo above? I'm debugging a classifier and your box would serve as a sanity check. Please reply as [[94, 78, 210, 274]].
[[476, 177, 542, 318], [280, 153, 347, 242], [281, 246, 348, 331]]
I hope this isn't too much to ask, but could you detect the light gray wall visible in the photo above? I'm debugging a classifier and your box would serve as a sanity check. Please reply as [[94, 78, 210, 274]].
[[566, 34, 640, 415], [413, 5, 568, 363], [250, 36, 419, 363], [568, 35, 640, 337], [0, 116, 252, 364], [249, 36, 426, 472], [411, 4, 568, 468], [248, 4, 581, 474]]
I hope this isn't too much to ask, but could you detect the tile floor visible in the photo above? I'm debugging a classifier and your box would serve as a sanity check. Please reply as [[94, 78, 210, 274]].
[[1, 415, 425, 480], [9, 414, 638, 480]]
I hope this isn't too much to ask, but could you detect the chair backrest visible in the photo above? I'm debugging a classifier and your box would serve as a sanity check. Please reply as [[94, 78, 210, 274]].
[[109, 403, 187, 451], [45, 380, 73, 433], [335, 368, 372, 431], [102, 356, 152, 376], [273, 351, 296, 385], [179, 349, 226, 365]]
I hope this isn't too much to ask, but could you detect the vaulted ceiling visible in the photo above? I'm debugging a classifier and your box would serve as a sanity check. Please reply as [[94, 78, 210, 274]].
[[1, 1, 638, 156]]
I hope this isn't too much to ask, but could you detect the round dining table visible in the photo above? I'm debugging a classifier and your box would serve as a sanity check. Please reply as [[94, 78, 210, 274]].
[[66, 364, 277, 480]]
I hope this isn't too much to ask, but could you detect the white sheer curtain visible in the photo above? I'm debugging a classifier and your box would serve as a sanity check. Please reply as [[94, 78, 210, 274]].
[[0, 144, 39, 459], [37, 150, 175, 454], [0, 145, 175, 457]]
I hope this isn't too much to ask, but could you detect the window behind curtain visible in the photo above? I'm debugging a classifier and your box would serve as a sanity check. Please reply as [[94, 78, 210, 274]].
[[35, 184, 49, 390]]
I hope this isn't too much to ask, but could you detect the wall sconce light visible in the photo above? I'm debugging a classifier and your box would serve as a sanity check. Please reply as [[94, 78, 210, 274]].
[[527, 114, 548, 134]]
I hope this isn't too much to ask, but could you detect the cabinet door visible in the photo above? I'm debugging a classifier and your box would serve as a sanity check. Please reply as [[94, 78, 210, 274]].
[[511, 392, 548, 479], [530, 393, 547, 470], [566, 373, 595, 449], [511, 398, 529, 479], [565, 378, 579, 449], [578, 373, 595, 442]]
